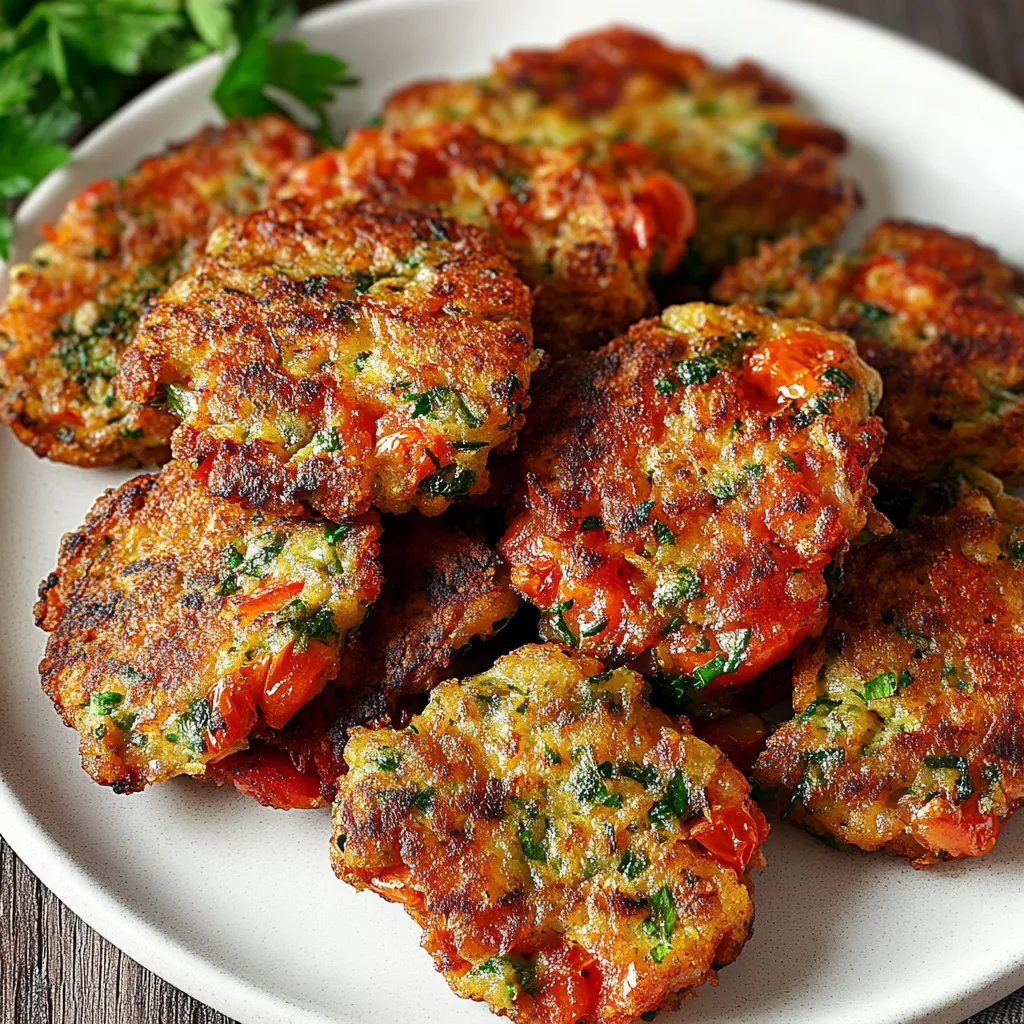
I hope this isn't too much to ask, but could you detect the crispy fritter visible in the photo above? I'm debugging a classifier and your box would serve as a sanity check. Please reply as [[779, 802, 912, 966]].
[[246, 511, 520, 801], [35, 461, 382, 793], [0, 116, 318, 467], [499, 303, 885, 690], [382, 26, 856, 285], [714, 220, 1024, 487], [754, 481, 1024, 866], [333, 643, 768, 1024], [118, 199, 538, 519], [281, 122, 694, 357]]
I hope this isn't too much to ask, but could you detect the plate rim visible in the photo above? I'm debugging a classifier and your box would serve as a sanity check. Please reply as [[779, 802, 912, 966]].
[[2, 1, 1024, 1022]]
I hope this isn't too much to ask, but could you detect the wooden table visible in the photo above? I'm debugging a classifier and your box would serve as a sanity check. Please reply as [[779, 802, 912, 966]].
[[2, 2, 1022, 1022]]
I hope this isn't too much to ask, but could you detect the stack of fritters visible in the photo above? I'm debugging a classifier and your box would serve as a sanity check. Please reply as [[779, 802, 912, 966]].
[[382, 26, 857, 284], [12, 22, 1024, 1024], [280, 122, 695, 357]]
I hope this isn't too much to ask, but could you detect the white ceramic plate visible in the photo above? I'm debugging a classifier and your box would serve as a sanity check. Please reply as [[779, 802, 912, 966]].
[[3, 1, 1024, 1022]]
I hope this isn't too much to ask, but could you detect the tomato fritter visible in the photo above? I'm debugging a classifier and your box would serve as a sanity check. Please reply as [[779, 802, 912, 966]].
[[754, 480, 1024, 866], [500, 303, 885, 691], [281, 122, 694, 357], [243, 511, 520, 802], [118, 199, 538, 519], [333, 644, 768, 1024], [499, 303, 884, 688], [382, 26, 856, 286], [35, 461, 382, 794], [714, 220, 1024, 487], [0, 115, 318, 467]]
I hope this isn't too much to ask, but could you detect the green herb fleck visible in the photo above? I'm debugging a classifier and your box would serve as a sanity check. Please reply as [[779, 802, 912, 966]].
[[372, 747, 401, 772], [648, 772, 692, 829], [518, 819, 548, 863], [797, 695, 842, 721], [310, 428, 340, 453], [412, 788, 435, 812], [822, 366, 855, 394], [174, 697, 212, 756], [653, 566, 704, 608], [419, 456, 476, 499], [324, 522, 351, 545], [569, 746, 614, 806], [85, 691, 123, 716], [675, 355, 718, 386], [276, 600, 337, 644], [923, 754, 973, 803], [618, 848, 649, 879], [546, 599, 578, 648], [642, 885, 676, 958], [619, 761, 658, 789], [692, 628, 752, 686]]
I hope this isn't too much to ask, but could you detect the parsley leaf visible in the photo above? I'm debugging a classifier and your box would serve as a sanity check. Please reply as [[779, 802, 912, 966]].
[[0, 107, 77, 198], [47, 0, 184, 76], [213, 28, 352, 143], [185, 0, 233, 50]]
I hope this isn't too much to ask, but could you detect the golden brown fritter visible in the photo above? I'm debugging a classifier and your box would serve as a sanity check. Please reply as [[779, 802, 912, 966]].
[[382, 26, 856, 287], [754, 479, 1024, 867], [280, 122, 695, 357], [238, 511, 518, 800], [500, 303, 885, 692], [35, 461, 382, 794], [714, 220, 1024, 487], [118, 199, 538, 519], [0, 116, 318, 467], [333, 644, 768, 1024]]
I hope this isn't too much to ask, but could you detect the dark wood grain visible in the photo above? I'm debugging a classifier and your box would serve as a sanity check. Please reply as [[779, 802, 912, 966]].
[[2, 2, 1022, 1022]]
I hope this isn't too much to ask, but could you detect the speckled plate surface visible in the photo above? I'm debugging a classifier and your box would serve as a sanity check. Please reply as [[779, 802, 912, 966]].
[[2, 1, 1024, 1022]]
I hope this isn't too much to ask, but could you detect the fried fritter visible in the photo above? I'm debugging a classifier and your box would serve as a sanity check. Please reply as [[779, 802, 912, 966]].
[[333, 643, 768, 1024], [753, 480, 1024, 866], [500, 303, 885, 690], [35, 461, 382, 794], [382, 26, 856, 286], [0, 115, 318, 467], [714, 220, 1024, 487], [118, 199, 538, 519], [240, 511, 520, 802], [281, 122, 694, 357]]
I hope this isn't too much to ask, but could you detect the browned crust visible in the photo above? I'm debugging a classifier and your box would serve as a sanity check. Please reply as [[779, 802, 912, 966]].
[[715, 219, 1024, 486], [499, 302, 884, 689], [754, 481, 1024, 866], [37, 460, 382, 793], [119, 198, 537, 519]]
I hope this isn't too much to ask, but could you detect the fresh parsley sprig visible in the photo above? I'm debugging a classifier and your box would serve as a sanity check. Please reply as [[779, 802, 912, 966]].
[[0, 0, 354, 258]]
